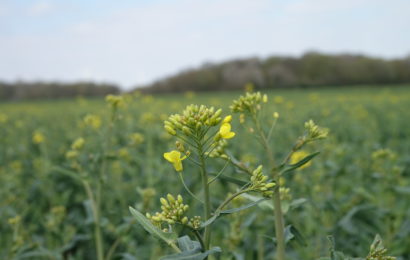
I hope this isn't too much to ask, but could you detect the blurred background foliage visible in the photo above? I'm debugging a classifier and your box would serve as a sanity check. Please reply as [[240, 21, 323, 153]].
[[1, 88, 409, 259]]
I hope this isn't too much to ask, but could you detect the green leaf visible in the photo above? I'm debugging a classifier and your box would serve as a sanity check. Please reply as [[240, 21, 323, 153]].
[[160, 247, 221, 260], [241, 194, 273, 211], [177, 236, 201, 252], [200, 198, 268, 229], [281, 151, 320, 174], [289, 225, 307, 246], [129, 207, 177, 245], [160, 236, 221, 260], [284, 225, 295, 244]]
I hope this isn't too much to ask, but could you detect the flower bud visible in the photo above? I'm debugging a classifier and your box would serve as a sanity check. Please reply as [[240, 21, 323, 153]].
[[165, 125, 176, 135]]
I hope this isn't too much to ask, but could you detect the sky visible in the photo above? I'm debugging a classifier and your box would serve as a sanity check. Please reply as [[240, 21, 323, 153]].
[[1, 0, 409, 89]]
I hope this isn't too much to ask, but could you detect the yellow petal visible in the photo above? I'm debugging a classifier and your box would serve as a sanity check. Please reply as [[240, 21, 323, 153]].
[[223, 115, 232, 123], [219, 123, 231, 135], [164, 150, 181, 163], [224, 132, 235, 139], [173, 161, 183, 171]]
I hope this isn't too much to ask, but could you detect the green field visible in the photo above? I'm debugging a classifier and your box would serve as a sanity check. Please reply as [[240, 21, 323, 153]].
[[1, 86, 409, 259]]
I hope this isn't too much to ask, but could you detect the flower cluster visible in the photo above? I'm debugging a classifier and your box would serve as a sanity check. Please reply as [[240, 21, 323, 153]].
[[249, 165, 275, 197], [32, 131, 45, 144], [304, 120, 329, 141], [164, 104, 222, 136], [366, 237, 396, 260], [129, 133, 145, 146], [83, 114, 102, 129], [371, 149, 397, 161], [230, 92, 268, 114], [105, 94, 125, 109], [279, 187, 292, 201], [66, 137, 85, 159], [146, 194, 201, 230]]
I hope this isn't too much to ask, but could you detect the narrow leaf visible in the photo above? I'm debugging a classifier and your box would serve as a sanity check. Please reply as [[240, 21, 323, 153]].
[[282, 152, 320, 174], [129, 207, 176, 245]]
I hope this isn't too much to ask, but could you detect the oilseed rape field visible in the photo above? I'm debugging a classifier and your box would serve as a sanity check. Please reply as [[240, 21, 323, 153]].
[[1, 87, 409, 260]]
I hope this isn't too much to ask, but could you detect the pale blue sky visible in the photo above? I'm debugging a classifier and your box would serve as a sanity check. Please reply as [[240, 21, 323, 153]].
[[1, 0, 409, 89]]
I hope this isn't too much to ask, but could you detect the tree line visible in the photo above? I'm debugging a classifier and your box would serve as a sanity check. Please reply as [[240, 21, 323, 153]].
[[137, 52, 410, 93], [0, 81, 120, 101]]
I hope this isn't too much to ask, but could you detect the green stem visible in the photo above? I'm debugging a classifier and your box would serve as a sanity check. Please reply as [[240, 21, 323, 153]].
[[83, 180, 104, 260], [273, 179, 286, 260], [257, 234, 264, 260], [208, 159, 230, 185], [193, 230, 206, 252], [198, 143, 212, 250], [252, 113, 286, 260]]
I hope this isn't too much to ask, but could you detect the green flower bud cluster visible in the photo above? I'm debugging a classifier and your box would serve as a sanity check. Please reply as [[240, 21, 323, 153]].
[[230, 92, 267, 113], [146, 194, 202, 230], [130, 133, 145, 146], [105, 94, 125, 109], [367, 239, 396, 260], [66, 137, 85, 160], [164, 104, 222, 136], [371, 148, 397, 161], [206, 139, 228, 158], [279, 187, 292, 201], [304, 120, 329, 141], [249, 165, 275, 197], [188, 216, 202, 230]]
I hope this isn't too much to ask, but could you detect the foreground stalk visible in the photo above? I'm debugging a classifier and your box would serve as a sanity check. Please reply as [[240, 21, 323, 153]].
[[198, 143, 212, 250]]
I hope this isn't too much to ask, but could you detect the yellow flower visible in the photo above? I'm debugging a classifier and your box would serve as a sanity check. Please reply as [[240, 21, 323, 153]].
[[263, 94, 268, 103], [130, 133, 145, 145], [65, 150, 78, 159], [84, 114, 101, 129], [8, 215, 21, 225], [164, 150, 187, 172], [105, 94, 124, 108], [219, 123, 235, 139], [223, 115, 232, 123], [71, 137, 85, 150], [32, 131, 45, 144], [290, 150, 311, 169]]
